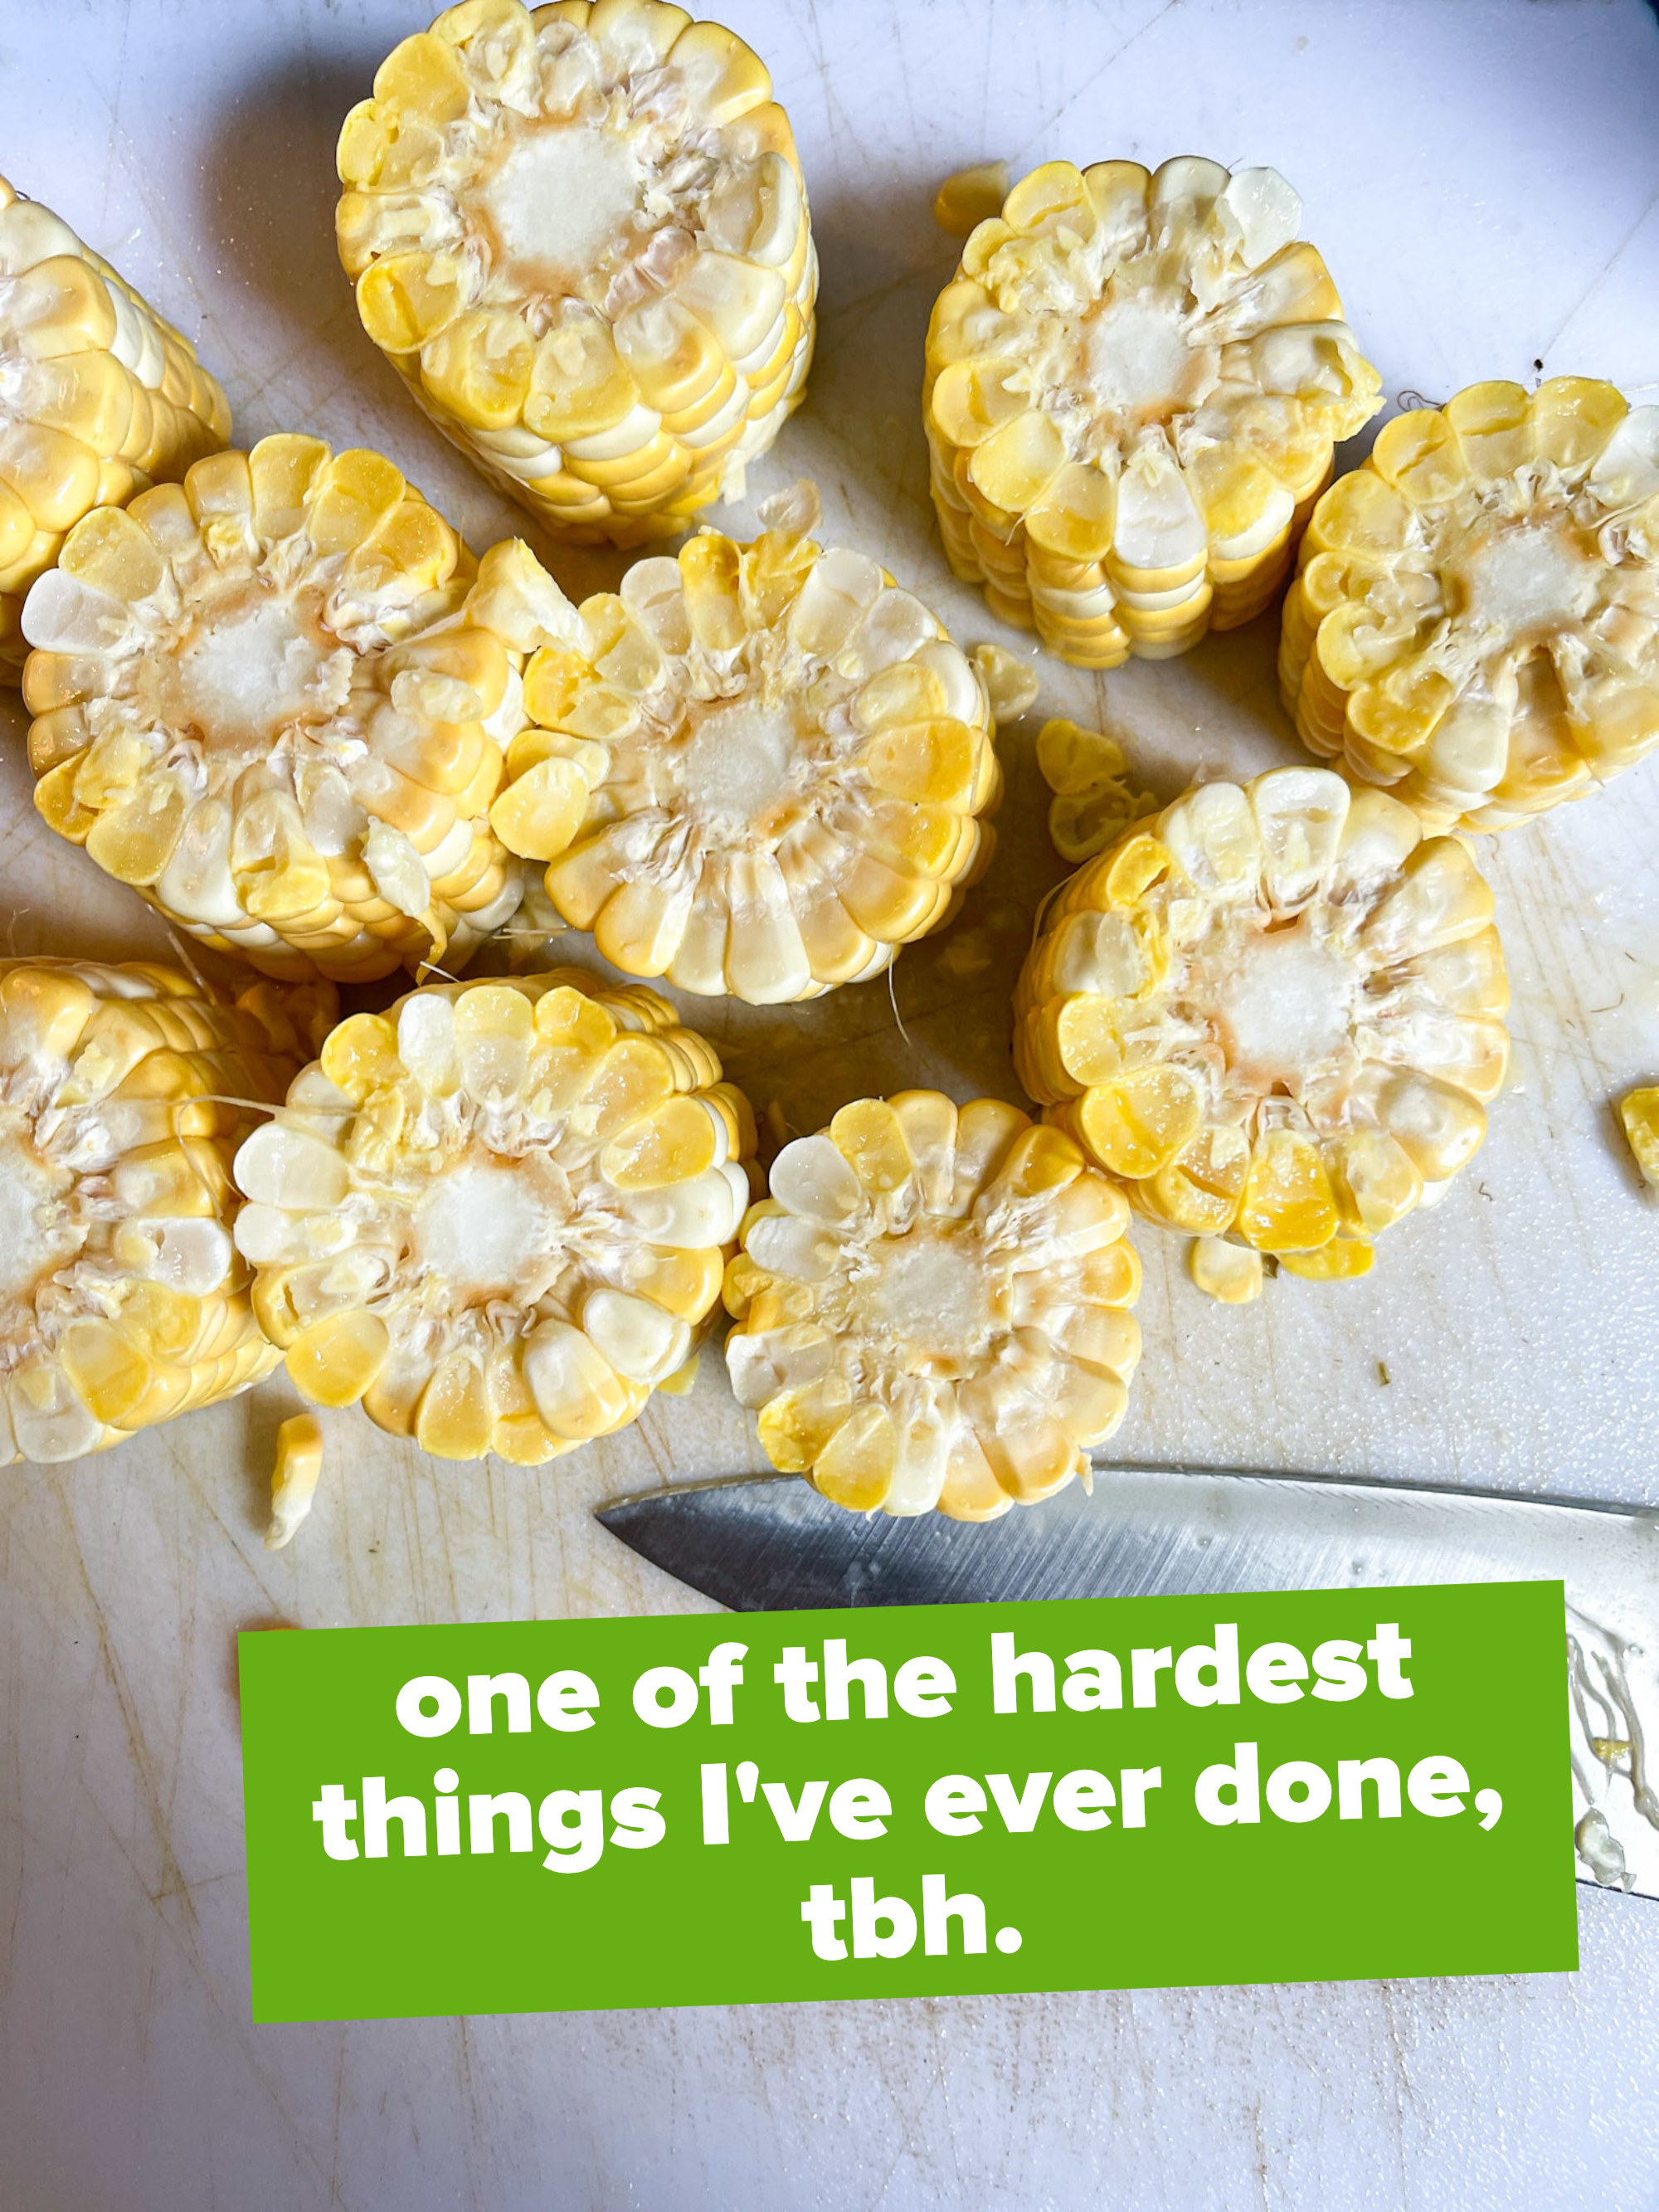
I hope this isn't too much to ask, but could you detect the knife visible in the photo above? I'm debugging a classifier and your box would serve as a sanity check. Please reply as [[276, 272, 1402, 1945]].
[[598, 1461, 1659, 1899]]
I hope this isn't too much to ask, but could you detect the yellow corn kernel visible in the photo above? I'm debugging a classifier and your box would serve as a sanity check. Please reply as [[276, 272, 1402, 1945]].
[[1620, 1086, 1659, 1190], [338, 4, 816, 547], [1188, 1237, 1263, 1305], [266, 1413, 325, 1549]]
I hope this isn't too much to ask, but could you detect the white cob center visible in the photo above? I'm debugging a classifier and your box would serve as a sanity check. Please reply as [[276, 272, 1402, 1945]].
[[678, 697, 805, 831], [1082, 295, 1218, 426], [1209, 920, 1356, 1089], [1454, 517, 1598, 637], [415, 1159, 560, 1301], [159, 591, 343, 751], [865, 1229, 990, 1355], [478, 122, 645, 295]]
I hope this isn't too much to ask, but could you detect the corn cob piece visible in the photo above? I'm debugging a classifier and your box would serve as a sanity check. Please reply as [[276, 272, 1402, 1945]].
[[486, 493, 1004, 1001], [923, 157, 1381, 669], [0, 175, 231, 680], [1279, 378, 1659, 832], [233, 969, 755, 1463], [18, 438, 554, 983], [1620, 1087, 1659, 1190], [337, 0, 817, 548], [1036, 715, 1157, 863], [1013, 767, 1509, 1284], [725, 1093, 1141, 1520], [0, 958, 333, 1464]]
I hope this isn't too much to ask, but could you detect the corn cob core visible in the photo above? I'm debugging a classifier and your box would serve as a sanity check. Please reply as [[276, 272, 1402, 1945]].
[[233, 969, 755, 1463], [338, 0, 817, 548], [18, 438, 548, 983], [924, 157, 1381, 669], [0, 176, 231, 680], [726, 1093, 1141, 1520], [1013, 767, 1510, 1279], [0, 958, 333, 1464], [1280, 378, 1659, 831], [487, 504, 1004, 1001]]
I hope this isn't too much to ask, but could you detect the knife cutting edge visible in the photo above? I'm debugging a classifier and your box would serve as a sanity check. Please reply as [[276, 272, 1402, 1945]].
[[597, 1460, 1659, 1901]]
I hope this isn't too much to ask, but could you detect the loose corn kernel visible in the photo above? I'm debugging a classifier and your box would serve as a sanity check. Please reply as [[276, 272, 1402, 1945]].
[[0, 958, 333, 1464], [1013, 766, 1509, 1284], [338, 0, 817, 548], [923, 157, 1380, 669], [970, 641, 1039, 720], [234, 969, 756, 1468], [19, 439, 553, 982], [488, 485, 1005, 1001], [0, 174, 231, 682], [1620, 1086, 1659, 1189], [1279, 378, 1659, 831], [266, 1413, 324, 1549], [1189, 1236, 1262, 1304], [726, 1092, 1142, 1520], [1035, 715, 1158, 861]]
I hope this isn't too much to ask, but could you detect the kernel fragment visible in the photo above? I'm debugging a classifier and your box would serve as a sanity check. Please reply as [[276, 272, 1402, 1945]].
[[1620, 1086, 1659, 1190], [933, 163, 1012, 240], [1036, 716, 1157, 861], [265, 1413, 324, 1549]]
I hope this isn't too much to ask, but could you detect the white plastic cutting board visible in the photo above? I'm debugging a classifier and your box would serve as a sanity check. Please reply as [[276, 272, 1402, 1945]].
[[2, 2, 1659, 2205]]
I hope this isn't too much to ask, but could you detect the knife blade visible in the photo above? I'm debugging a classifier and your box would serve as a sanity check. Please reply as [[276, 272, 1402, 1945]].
[[598, 1461, 1659, 1899]]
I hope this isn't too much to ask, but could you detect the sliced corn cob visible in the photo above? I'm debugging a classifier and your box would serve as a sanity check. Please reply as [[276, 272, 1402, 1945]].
[[924, 157, 1381, 668], [1620, 1087, 1659, 1190], [487, 495, 1004, 1001], [0, 175, 230, 680], [726, 1093, 1141, 1520], [1280, 378, 1659, 831], [233, 969, 755, 1463], [0, 958, 333, 1464], [19, 439, 551, 982], [338, 0, 817, 548], [1036, 715, 1157, 863], [1013, 766, 1509, 1284]]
